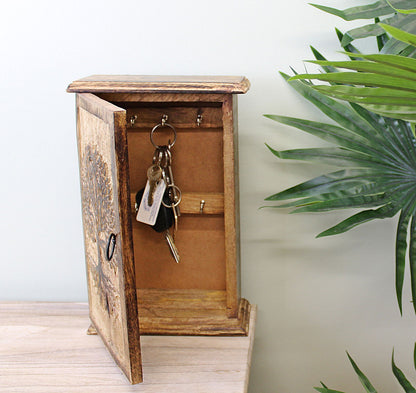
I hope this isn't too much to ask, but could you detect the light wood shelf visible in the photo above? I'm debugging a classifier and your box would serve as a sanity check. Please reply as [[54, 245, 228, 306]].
[[0, 302, 256, 393]]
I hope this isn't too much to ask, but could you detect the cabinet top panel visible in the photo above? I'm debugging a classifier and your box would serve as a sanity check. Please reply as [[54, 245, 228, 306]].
[[67, 75, 250, 94]]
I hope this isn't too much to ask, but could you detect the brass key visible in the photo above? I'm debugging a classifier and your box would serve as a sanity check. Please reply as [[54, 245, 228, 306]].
[[147, 164, 163, 206]]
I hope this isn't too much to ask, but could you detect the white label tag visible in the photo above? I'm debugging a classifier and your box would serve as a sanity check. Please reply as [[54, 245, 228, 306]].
[[136, 180, 166, 226]]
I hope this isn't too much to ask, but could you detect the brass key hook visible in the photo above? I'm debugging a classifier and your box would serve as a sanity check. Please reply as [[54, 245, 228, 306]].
[[130, 115, 137, 127], [161, 114, 168, 126]]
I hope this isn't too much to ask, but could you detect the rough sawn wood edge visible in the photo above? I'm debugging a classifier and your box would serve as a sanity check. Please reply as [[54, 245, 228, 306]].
[[67, 75, 250, 94]]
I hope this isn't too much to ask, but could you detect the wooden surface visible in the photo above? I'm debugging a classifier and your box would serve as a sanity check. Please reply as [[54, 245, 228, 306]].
[[0, 302, 256, 393], [131, 192, 224, 215], [126, 105, 223, 129], [76, 93, 142, 383], [97, 92, 228, 103], [136, 290, 251, 336], [67, 75, 250, 94]]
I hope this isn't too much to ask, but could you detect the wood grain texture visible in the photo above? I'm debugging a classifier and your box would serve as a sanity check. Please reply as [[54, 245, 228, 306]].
[[67, 75, 250, 94], [133, 215, 226, 291], [112, 97, 143, 384], [126, 106, 223, 129], [97, 92, 228, 103], [127, 126, 224, 194], [76, 93, 142, 383], [137, 290, 251, 335], [0, 302, 256, 393], [131, 192, 224, 215], [222, 94, 239, 317], [180, 192, 224, 214]]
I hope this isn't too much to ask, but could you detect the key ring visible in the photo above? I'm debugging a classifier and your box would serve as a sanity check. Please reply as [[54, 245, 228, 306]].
[[162, 185, 182, 208], [152, 146, 171, 168], [150, 122, 177, 149]]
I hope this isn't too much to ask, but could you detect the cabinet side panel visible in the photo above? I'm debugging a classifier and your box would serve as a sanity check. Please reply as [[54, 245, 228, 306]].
[[222, 94, 239, 317], [233, 95, 241, 298], [76, 93, 142, 383]]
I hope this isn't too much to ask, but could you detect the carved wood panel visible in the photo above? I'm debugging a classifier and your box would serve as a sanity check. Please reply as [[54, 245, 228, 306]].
[[76, 93, 142, 383], [81, 144, 119, 317]]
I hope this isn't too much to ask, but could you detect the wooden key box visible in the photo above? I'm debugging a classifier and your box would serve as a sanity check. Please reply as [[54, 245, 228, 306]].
[[67, 75, 251, 384]]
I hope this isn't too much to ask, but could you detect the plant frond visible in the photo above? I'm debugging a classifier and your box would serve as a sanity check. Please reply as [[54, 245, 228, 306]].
[[392, 351, 416, 392], [346, 352, 377, 393]]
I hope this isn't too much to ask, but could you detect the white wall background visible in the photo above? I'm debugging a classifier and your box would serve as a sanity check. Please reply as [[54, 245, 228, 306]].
[[2, 0, 415, 392]]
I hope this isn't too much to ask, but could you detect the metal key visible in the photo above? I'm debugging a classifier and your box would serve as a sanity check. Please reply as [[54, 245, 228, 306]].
[[147, 164, 163, 206], [165, 147, 181, 218], [164, 229, 180, 263], [147, 122, 181, 263], [135, 187, 179, 263], [159, 146, 181, 237]]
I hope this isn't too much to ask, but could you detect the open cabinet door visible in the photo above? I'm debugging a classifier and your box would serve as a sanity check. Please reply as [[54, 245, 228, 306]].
[[76, 93, 142, 384]]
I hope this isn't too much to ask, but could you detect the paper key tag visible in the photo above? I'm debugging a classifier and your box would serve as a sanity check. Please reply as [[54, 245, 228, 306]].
[[136, 180, 166, 226]]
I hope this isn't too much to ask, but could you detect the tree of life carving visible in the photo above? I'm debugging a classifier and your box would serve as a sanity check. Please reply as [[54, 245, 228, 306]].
[[81, 145, 119, 318]]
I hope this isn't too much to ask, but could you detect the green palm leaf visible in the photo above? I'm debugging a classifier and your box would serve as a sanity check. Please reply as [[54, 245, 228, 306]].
[[340, 14, 416, 48], [316, 202, 400, 237], [266, 74, 416, 313], [266, 185, 389, 210], [287, 27, 416, 123], [316, 351, 416, 393], [290, 72, 416, 92], [292, 193, 387, 214], [382, 23, 416, 46], [396, 208, 412, 314], [392, 350, 416, 392], [310, 1, 412, 21], [315, 388, 346, 393], [310, 1, 416, 55], [386, 0, 416, 14], [409, 216, 416, 313], [335, 28, 362, 59], [413, 343, 416, 371], [347, 352, 377, 393], [315, 353, 378, 393]]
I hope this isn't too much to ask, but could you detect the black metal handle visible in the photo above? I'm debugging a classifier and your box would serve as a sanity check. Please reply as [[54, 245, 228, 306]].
[[106, 233, 116, 261]]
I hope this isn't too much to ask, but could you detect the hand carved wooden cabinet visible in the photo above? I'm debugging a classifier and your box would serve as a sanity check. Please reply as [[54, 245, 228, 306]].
[[67, 75, 251, 384]]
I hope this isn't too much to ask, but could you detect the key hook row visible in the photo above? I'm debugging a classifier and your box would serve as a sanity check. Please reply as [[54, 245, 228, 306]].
[[131, 112, 202, 129]]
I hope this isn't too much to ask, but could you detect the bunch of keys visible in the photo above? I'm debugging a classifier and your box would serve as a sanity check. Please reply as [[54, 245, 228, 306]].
[[135, 119, 182, 263]]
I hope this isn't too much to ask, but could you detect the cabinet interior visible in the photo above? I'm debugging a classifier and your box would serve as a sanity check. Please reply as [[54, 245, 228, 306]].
[[106, 99, 234, 332]]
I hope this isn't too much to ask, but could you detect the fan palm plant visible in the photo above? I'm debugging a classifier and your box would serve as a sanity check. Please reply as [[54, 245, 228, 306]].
[[266, 26, 416, 315], [265, 3, 416, 392]]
